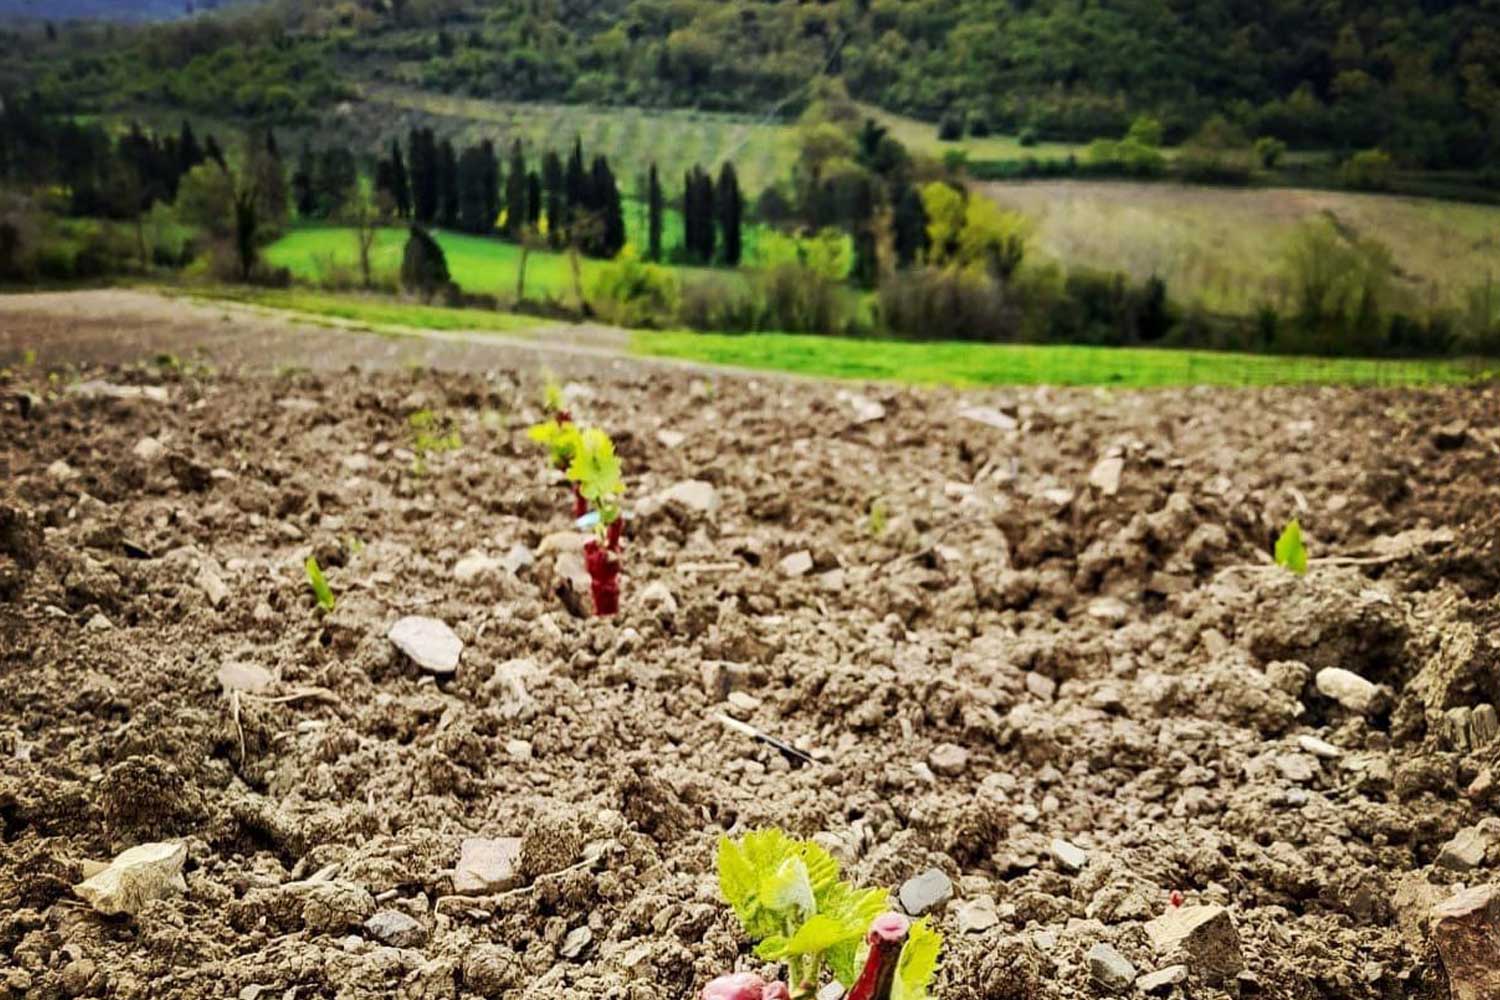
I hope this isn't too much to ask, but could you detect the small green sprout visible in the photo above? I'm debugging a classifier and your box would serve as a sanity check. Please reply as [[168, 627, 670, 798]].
[[408, 410, 462, 459], [22, 349, 37, 366], [1275, 519, 1308, 575], [867, 498, 889, 538], [305, 556, 335, 612]]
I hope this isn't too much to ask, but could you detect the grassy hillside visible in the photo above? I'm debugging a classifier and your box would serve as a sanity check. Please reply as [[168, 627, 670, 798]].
[[983, 181, 1500, 315]]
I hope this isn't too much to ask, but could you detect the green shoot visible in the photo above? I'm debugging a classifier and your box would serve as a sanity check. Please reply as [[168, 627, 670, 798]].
[[867, 498, 889, 537], [305, 557, 335, 612], [542, 372, 565, 414], [22, 349, 37, 366], [527, 418, 583, 470], [716, 829, 940, 998], [409, 409, 462, 458], [1275, 518, 1308, 575], [566, 427, 625, 528]]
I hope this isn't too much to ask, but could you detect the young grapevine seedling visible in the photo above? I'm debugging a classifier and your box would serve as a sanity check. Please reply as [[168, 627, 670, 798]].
[[1275, 519, 1308, 576], [708, 829, 942, 1000], [304, 556, 335, 612]]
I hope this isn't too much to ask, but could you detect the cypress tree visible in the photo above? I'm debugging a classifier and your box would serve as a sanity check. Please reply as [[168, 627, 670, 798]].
[[892, 183, 927, 269], [481, 139, 500, 231], [564, 137, 586, 236], [292, 142, 316, 219], [409, 128, 438, 225], [526, 171, 542, 226], [589, 156, 625, 257], [715, 161, 742, 267], [178, 120, 203, 177], [542, 151, 563, 245], [647, 163, 663, 262], [505, 139, 527, 238], [437, 138, 459, 228], [391, 139, 411, 219], [457, 143, 492, 234]]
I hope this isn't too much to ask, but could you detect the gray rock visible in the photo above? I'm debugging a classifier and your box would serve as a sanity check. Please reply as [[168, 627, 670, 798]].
[[1438, 823, 1498, 872], [958, 405, 1019, 432], [1087, 942, 1136, 992], [838, 390, 886, 424], [1145, 904, 1244, 982], [301, 880, 375, 935], [1050, 838, 1088, 873], [1297, 735, 1341, 759], [898, 868, 953, 916], [639, 581, 678, 613], [1025, 672, 1057, 701], [1472, 705, 1499, 748], [661, 480, 719, 514], [559, 925, 593, 959], [1315, 667, 1383, 715], [452, 837, 523, 894], [1087, 596, 1129, 623], [928, 743, 970, 777], [365, 909, 428, 948], [388, 616, 463, 675], [499, 544, 535, 575], [956, 895, 1000, 934], [725, 691, 762, 718], [1137, 965, 1189, 994], [1275, 752, 1320, 783], [454, 553, 504, 583], [132, 437, 165, 462], [656, 430, 686, 449]]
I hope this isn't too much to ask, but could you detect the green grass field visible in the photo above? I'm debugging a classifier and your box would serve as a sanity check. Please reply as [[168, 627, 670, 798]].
[[179, 286, 1496, 388], [264, 224, 757, 303], [633, 330, 1497, 387], [982, 180, 1500, 315]]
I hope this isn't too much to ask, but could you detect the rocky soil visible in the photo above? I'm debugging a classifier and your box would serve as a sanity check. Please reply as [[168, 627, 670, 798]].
[[2, 356, 1500, 1000]]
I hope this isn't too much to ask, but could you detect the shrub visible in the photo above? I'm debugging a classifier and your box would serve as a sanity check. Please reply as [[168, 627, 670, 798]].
[[588, 245, 679, 327], [966, 111, 991, 137], [1018, 127, 1039, 148], [401, 225, 451, 302], [1254, 136, 1288, 169], [937, 113, 964, 141], [1341, 149, 1395, 191], [757, 262, 852, 335], [677, 274, 763, 332], [878, 266, 1019, 342]]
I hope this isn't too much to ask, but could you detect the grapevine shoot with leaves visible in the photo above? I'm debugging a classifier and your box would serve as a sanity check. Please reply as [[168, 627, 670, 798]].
[[709, 830, 942, 1000], [304, 556, 335, 613], [1275, 518, 1308, 575]]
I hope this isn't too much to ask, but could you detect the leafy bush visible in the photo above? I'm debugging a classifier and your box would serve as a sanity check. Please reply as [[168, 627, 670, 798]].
[[1254, 136, 1288, 169], [937, 113, 963, 141], [1341, 149, 1395, 191], [1017, 127, 1039, 148], [878, 267, 1019, 342], [589, 245, 679, 327], [678, 274, 764, 332]]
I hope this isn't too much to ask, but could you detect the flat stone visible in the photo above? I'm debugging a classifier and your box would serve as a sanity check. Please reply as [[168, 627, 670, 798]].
[[1297, 735, 1341, 759], [1432, 884, 1500, 1000], [506, 739, 533, 761], [656, 430, 686, 449], [73, 841, 187, 916], [1050, 838, 1088, 873], [1434, 420, 1470, 450], [1087, 596, 1128, 623], [1438, 824, 1497, 872], [67, 380, 169, 403], [217, 661, 274, 694], [1087, 942, 1136, 992], [47, 460, 75, 481], [661, 480, 719, 514], [1089, 456, 1125, 496], [195, 562, 229, 609], [1145, 904, 1244, 982], [559, 925, 593, 959], [639, 581, 678, 613], [499, 544, 535, 574], [452, 838, 523, 895], [958, 405, 1018, 432], [1025, 672, 1057, 701], [779, 550, 814, 578], [365, 909, 427, 948], [898, 868, 953, 916], [1137, 965, 1189, 994], [928, 743, 970, 777], [1275, 752, 1320, 783], [725, 691, 762, 719], [955, 895, 999, 934], [454, 553, 503, 583], [388, 616, 463, 675], [1315, 667, 1383, 715], [838, 390, 886, 424]]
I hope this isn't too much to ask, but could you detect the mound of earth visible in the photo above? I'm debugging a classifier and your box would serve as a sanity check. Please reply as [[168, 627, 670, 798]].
[[1, 358, 1498, 1000]]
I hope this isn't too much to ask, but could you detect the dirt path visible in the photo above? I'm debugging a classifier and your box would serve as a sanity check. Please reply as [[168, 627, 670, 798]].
[[0, 289, 700, 382]]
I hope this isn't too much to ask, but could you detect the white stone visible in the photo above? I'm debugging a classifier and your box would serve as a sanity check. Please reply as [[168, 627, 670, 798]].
[[47, 460, 75, 481], [1315, 667, 1382, 715], [928, 743, 970, 777], [956, 895, 1000, 934], [500, 544, 535, 574], [1050, 838, 1089, 873], [838, 390, 886, 424], [1087, 597, 1129, 623], [958, 405, 1019, 432], [656, 430, 687, 449], [132, 437, 165, 462], [1087, 942, 1136, 992], [73, 841, 187, 916], [196, 562, 229, 609], [780, 550, 814, 577], [898, 868, 953, 916], [1137, 965, 1189, 994], [1089, 456, 1125, 496], [454, 553, 503, 583], [1297, 735, 1341, 759], [452, 838, 523, 894], [1026, 672, 1057, 701], [388, 616, 463, 675], [217, 661, 274, 694], [639, 581, 678, 613], [661, 480, 719, 514]]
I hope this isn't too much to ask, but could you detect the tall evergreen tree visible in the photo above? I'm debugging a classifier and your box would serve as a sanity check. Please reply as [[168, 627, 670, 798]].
[[564, 137, 586, 236], [526, 171, 542, 227], [437, 138, 459, 228], [292, 142, 316, 219], [542, 151, 563, 245], [647, 163, 663, 262], [715, 161, 743, 267], [589, 156, 625, 258], [390, 139, 411, 219], [892, 183, 927, 269], [457, 143, 494, 234], [409, 128, 438, 225], [481, 139, 501, 231], [177, 120, 203, 177], [505, 139, 527, 238]]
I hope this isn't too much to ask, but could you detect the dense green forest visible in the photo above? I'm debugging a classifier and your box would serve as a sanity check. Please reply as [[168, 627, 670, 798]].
[[3, 0, 1498, 169]]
